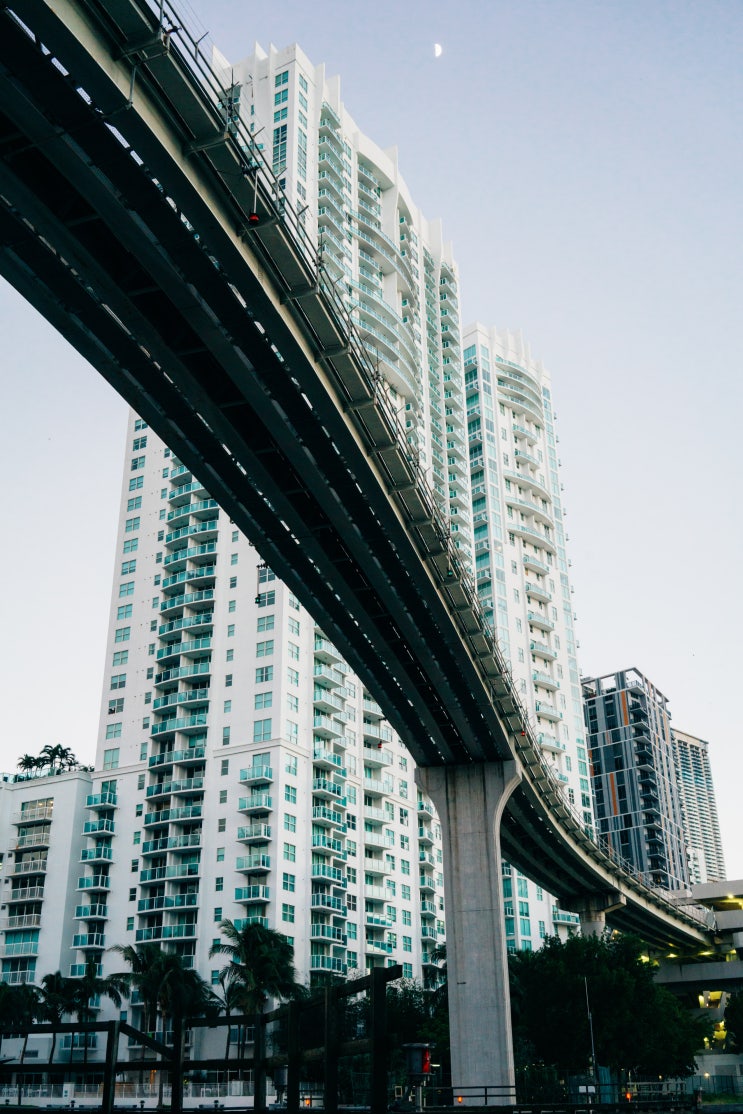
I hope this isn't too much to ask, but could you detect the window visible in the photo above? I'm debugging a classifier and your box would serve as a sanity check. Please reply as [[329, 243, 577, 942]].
[[229, 576, 237, 589], [116, 604, 133, 620], [284, 842, 296, 862], [139, 745, 147, 763], [119, 581, 135, 598], [108, 698, 124, 715], [129, 888, 136, 902], [281, 903, 295, 923], [121, 560, 136, 575], [131, 859, 139, 872], [227, 624, 235, 638], [402, 910, 411, 926], [286, 720, 298, 739], [275, 70, 289, 86], [255, 692, 273, 710], [219, 790, 227, 805], [288, 642, 299, 661], [288, 617, 300, 636], [105, 723, 122, 741], [110, 673, 126, 690], [225, 674, 233, 687], [284, 785, 297, 804], [403, 936, 412, 952], [222, 726, 231, 745], [256, 666, 273, 684], [130, 456, 145, 471], [216, 847, 225, 862], [123, 537, 138, 553], [215, 876, 224, 892], [132, 436, 147, 450], [103, 746, 120, 767], [228, 600, 236, 613], [129, 475, 144, 491], [285, 755, 297, 776], [223, 700, 232, 713], [287, 667, 299, 686], [226, 648, 234, 662], [256, 640, 274, 658], [125, 517, 140, 532], [282, 872, 295, 892], [230, 553, 238, 565], [256, 591, 275, 608], [253, 718, 272, 742], [220, 760, 229, 776], [401, 884, 411, 901], [126, 496, 142, 511], [287, 693, 299, 713], [284, 814, 296, 833], [214, 907, 223, 922], [257, 615, 275, 632]]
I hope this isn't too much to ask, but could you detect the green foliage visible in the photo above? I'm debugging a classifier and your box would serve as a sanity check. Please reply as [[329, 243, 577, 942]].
[[509, 934, 712, 1078], [209, 919, 302, 1016]]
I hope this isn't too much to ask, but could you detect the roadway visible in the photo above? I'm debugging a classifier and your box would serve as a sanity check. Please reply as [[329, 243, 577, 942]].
[[0, 0, 711, 950]]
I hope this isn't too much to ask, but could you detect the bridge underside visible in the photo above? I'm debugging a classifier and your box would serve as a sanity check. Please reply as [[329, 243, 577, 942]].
[[0, 0, 711, 952]]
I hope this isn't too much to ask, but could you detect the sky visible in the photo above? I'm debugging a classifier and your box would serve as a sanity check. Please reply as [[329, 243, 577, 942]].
[[1, 0, 741, 876]]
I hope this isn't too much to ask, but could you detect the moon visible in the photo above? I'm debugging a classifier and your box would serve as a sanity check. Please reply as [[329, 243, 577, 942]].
[[434, 43, 443, 58]]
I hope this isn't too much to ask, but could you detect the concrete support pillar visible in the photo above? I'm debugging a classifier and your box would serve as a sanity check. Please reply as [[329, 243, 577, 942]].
[[416, 761, 520, 1104], [570, 891, 626, 937]]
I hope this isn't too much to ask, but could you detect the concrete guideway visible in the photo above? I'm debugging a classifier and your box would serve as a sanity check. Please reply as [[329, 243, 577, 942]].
[[0, 0, 715, 1096]]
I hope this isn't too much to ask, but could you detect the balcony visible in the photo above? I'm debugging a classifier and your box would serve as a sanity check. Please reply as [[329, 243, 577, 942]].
[[235, 885, 270, 904], [311, 923, 347, 945], [309, 955, 347, 975], [74, 904, 108, 921], [313, 713, 344, 739], [523, 553, 550, 575], [149, 745, 206, 769], [313, 745, 345, 774], [141, 833, 201, 855], [417, 800, 434, 820], [152, 713, 208, 737], [312, 777, 345, 802], [419, 875, 436, 894], [240, 765, 273, 787], [155, 637, 212, 662], [362, 744, 393, 768], [364, 911, 391, 929], [12, 805, 53, 825], [362, 776, 394, 798], [1, 913, 42, 930], [146, 777, 205, 799], [86, 793, 117, 810], [237, 823, 272, 844], [532, 670, 558, 691], [71, 933, 106, 950], [363, 805, 386, 826], [313, 687, 345, 715], [525, 581, 551, 604], [314, 636, 343, 664], [12, 829, 51, 851], [312, 805, 344, 829], [80, 846, 113, 864], [236, 854, 271, 874], [154, 661, 211, 687], [311, 863, 346, 886], [530, 640, 557, 661], [238, 793, 273, 816], [77, 875, 111, 892], [314, 833, 349, 855], [0, 941, 39, 958], [7, 886, 44, 903], [421, 925, 438, 941], [364, 884, 386, 903], [420, 900, 436, 920], [138, 893, 197, 913], [362, 722, 393, 745], [13, 858, 48, 875], [535, 701, 561, 723], [310, 893, 346, 916], [418, 825, 434, 846], [82, 819, 115, 836], [363, 857, 390, 877]]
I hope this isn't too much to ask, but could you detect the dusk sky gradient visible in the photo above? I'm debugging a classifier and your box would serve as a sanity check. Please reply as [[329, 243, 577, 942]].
[[1, 0, 741, 875]]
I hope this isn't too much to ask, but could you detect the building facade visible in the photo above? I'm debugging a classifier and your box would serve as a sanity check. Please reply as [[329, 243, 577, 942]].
[[0, 771, 91, 987], [462, 324, 588, 948], [582, 668, 689, 891], [672, 729, 726, 885]]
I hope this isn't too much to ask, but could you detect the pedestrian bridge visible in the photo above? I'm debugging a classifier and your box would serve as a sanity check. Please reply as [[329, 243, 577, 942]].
[[0, 0, 715, 1094]]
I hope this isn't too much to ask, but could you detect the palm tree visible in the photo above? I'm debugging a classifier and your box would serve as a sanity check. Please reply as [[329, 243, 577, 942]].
[[16, 754, 41, 777], [110, 943, 171, 1037], [37, 971, 77, 1064], [210, 967, 246, 1062], [209, 920, 301, 1018], [68, 958, 128, 1067]]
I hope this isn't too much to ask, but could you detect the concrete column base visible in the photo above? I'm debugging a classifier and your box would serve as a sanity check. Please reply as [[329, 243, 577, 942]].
[[416, 761, 520, 1105], [569, 891, 626, 937]]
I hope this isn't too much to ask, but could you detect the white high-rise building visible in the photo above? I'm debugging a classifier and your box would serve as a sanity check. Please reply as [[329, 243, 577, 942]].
[[70, 41, 471, 1005], [672, 728, 726, 885], [462, 324, 588, 947]]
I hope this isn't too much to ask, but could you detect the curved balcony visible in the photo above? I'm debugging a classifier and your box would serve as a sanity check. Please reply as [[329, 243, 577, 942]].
[[312, 805, 345, 830], [527, 610, 554, 633], [311, 833, 346, 858], [311, 924, 347, 945], [145, 777, 205, 799], [143, 804, 202, 827], [535, 701, 561, 723], [311, 863, 346, 887], [312, 777, 345, 803], [154, 661, 211, 688], [525, 582, 552, 604], [160, 589, 214, 617], [523, 553, 550, 575], [149, 744, 206, 769], [310, 893, 346, 916], [530, 640, 557, 661], [532, 670, 559, 692], [158, 614, 214, 641], [151, 713, 208, 737]]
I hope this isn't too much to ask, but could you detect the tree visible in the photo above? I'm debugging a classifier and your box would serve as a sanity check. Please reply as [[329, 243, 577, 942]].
[[38, 745, 78, 774], [209, 920, 302, 1016], [16, 754, 41, 777], [37, 971, 77, 1063], [210, 967, 247, 1061], [508, 934, 711, 1079], [67, 958, 128, 1068]]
